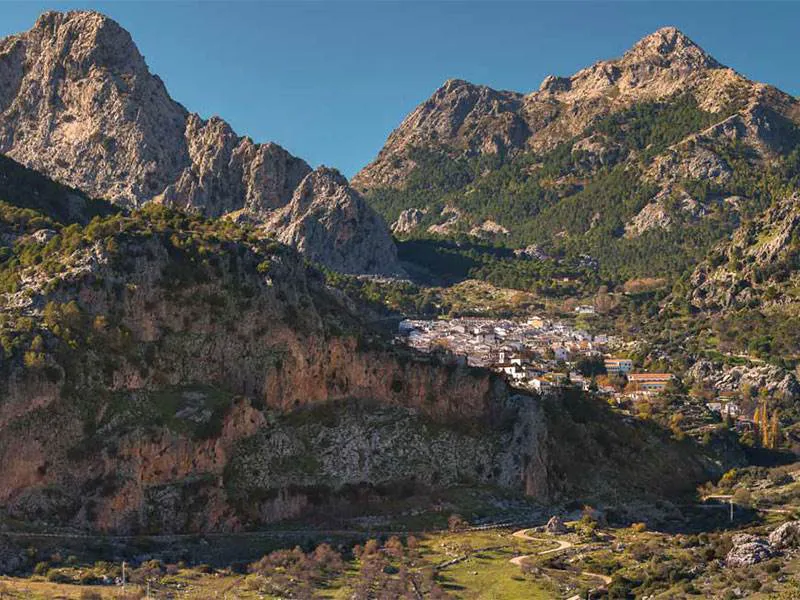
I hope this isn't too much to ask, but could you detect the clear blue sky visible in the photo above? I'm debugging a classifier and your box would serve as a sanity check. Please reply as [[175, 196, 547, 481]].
[[2, 1, 798, 178]]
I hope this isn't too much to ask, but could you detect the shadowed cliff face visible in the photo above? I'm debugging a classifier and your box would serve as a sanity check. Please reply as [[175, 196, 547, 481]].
[[0, 207, 536, 532]]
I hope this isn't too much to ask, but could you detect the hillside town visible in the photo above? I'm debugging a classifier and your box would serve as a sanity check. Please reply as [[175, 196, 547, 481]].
[[397, 317, 746, 424]]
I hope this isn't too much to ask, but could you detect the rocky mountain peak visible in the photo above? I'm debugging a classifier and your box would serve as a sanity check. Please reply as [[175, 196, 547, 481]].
[[352, 78, 526, 190], [0, 11, 398, 275], [539, 75, 572, 93], [0, 10, 189, 205], [23, 11, 168, 104], [355, 25, 749, 190], [623, 26, 720, 70], [439, 78, 473, 92]]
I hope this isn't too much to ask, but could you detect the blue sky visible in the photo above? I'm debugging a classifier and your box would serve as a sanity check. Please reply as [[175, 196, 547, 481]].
[[2, 1, 798, 178]]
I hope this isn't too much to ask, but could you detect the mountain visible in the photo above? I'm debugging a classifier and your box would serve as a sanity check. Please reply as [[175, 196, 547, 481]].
[[355, 27, 800, 284], [0, 158, 733, 533], [0, 11, 401, 276]]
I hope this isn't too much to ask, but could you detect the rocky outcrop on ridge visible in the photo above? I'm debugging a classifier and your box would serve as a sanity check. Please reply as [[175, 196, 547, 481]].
[[266, 168, 403, 276]]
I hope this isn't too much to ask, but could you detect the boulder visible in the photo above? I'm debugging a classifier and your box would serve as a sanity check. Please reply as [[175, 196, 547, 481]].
[[726, 540, 773, 567], [31, 228, 58, 244], [731, 533, 763, 547], [545, 515, 567, 535], [768, 520, 800, 550]]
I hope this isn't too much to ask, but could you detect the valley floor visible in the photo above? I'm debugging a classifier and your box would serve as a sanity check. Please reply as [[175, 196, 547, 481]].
[[4, 482, 800, 599]]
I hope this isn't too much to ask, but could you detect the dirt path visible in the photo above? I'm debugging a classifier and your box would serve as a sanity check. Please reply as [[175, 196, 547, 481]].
[[509, 529, 612, 593], [509, 529, 574, 565]]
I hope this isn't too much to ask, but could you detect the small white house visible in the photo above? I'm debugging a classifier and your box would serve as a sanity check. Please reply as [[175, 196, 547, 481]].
[[529, 378, 551, 393]]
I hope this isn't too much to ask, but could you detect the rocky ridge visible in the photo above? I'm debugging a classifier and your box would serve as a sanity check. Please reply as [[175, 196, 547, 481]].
[[264, 168, 402, 276], [353, 27, 800, 275], [0, 11, 400, 275], [353, 27, 794, 192]]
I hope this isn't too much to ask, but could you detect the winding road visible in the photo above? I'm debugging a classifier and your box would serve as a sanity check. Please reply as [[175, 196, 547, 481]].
[[509, 528, 613, 594], [509, 529, 574, 564]]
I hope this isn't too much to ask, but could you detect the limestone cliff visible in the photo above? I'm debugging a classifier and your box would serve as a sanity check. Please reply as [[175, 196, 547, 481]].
[[0, 178, 722, 533]]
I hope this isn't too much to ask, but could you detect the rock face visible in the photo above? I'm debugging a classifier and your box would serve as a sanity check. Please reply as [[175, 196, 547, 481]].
[[0, 11, 399, 275], [0, 11, 190, 205], [265, 168, 403, 276], [687, 360, 800, 400], [158, 115, 312, 218], [391, 207, 426, 235], [0, 203, 526, 532], [0, 164, 731, 533], [353, 27, 793, 192]]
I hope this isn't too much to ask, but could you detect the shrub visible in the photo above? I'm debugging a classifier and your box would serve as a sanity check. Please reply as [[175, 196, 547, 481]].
[[33, 561, 49, 576], [46, 569, 72, 583], [448, 513, 468, 532]]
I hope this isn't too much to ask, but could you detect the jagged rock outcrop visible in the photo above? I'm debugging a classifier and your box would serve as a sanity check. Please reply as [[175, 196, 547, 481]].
[[571, 134, 622, 172], [545, 515, 567, 534], [514, 245, 551, 261], [157, 115, 311, 218], [391, 207, 426, 235], [689, 193, 800, 311], [687, 360, 800, 400], [469, 219, 509, 240], [265, 168, 403, 276], [0, 11, 397, 275], [427, 205, 462, 235], [624, 199, 674, 237]]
